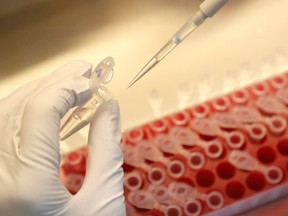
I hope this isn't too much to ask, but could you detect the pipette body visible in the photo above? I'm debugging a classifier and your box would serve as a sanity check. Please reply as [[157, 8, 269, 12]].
[[128, 0, 229, 88]]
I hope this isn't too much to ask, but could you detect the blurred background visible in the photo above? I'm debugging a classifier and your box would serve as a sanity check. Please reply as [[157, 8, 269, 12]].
[[1, 0, 288, 130], [1, 0, 288, 214]]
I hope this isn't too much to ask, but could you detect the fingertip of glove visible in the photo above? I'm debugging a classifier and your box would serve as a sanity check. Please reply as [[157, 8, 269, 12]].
[[107, 99, 120, 114], [51, 60, 93, 78], [89, 99, 121, 141], [91, 99, 120, 124]]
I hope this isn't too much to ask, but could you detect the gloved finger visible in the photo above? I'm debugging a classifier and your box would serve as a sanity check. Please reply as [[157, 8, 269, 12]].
[[19, 74, 92, 180], [0, 60, 92, 157], [0, 77, 43, 116], [74, 100, 126, 215], [0, 60, 92, 117]]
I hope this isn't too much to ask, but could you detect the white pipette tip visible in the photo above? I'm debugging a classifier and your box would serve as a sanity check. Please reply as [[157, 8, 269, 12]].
[[127, 57, 158, 88]]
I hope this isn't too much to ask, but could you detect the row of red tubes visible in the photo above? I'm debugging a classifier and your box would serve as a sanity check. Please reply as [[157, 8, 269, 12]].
[[60, 74, 288, 215], [121, 74, 288, 215]]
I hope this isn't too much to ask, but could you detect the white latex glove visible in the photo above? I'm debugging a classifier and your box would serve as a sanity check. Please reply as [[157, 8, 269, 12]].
[[0, 60, 126, 216]]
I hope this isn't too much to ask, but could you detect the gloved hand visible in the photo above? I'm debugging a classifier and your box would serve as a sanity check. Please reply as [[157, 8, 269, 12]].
[[0, 60, 126, 216]]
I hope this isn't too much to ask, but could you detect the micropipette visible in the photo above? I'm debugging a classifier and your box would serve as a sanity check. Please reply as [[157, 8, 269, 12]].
[[128, 0, 230, 88]]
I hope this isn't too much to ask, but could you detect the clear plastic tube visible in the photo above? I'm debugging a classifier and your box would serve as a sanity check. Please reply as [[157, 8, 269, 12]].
[[60, 57, 115, 140]]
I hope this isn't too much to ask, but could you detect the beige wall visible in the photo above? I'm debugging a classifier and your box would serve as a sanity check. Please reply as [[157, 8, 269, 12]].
[[1, 0, 288, 131]]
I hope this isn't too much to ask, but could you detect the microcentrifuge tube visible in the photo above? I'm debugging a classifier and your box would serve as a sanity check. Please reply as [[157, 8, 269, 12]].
[[168, 182, 224, 210], [228, 150, 283, 184], [256, 96, 288, 115], [123, 145, 166, 185], [223, 70, 239, 93], [177, 82, 193, 109], [172, 126, 223, 159], [60, 57, 115, 140], [276, 88, 288, 105], [148, 89, 162, 118], [197, 73, 214, 102]]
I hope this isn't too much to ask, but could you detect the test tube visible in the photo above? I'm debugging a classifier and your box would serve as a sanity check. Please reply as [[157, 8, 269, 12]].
[[138, 140, 185, 178], [251, 82, 269, 97], [228, 150, 283, 184], [232, 106, 261, 123], [126, 127, 145, 144], [245, 123, 267, 143], [167, 160, 186, 178], [187, 152, 206, 170], [62, 150, 86, 174], [170, 111, 190, 126], [127, 190, 157, 210], [216, 108, 287, 138], [256, 95, 288, 115], [230, 89, 250, 105], [168, 181, 197, 202], [124, 171, 143, 191], [148, 89, 162, 118], [64, 173, 84, 194], [205, 191, 225, 210], [168, 182, 224, 210], [190, 117, 246, 149], [163, 205, 183, 216], [205, 140, 223, 159], [127, 190, 183, 216], [213, 111, 267, 144], [211, 96, 230, 112], [190, 104, 210, 118], [148, 184, 202, 216], [190, 118, 219, 137], [60, 57, 114, 140], [155, 126, 224, 159], [226, 130, 246, 149], [177, 82, 193, 110], [276, 88, 288, 104], [197, 73, 214, 102], [63, 151, 84, 166], [148, 184, 172, 204], [138, 140, 169, 164], [147, 166, 167, 185], [153, 132, 207, 170], [183, 199, 202, 216], [149, 118, 170, 134], [269, 75, 287, 89], [265, 166, 284, 184], [123, 145, 167, 185], [233, 107, 287, 135]]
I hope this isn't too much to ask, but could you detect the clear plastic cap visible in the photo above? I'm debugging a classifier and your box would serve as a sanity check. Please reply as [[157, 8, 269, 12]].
[[89, 57, 115, 100]]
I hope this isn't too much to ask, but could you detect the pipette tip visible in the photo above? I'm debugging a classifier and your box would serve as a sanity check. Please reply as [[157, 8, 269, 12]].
[[127, 57, 158, 88], [127, 74, 143, 89]]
